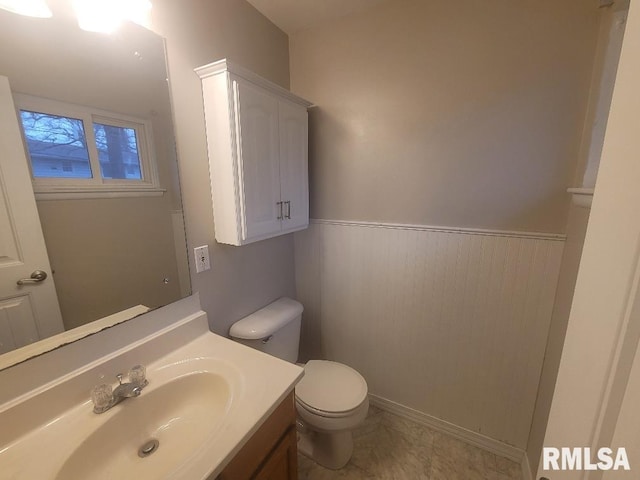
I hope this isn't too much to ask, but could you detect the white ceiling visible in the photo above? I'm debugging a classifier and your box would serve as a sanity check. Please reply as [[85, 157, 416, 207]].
[[246, 0, 388, 34]]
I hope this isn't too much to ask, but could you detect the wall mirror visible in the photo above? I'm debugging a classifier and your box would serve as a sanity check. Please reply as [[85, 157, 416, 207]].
[[0, 1, 191, 369]]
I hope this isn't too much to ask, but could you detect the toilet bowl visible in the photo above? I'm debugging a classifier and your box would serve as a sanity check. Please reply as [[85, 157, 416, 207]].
[[295, 360, 368, 469], [229, 298, 369, 470]]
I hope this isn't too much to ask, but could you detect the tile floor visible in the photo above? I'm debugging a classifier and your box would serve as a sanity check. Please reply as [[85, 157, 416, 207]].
[[298, 405, 522, 480]]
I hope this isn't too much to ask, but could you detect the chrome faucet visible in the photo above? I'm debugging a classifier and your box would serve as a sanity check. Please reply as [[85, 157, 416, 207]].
[[91, 365, 148, 414]]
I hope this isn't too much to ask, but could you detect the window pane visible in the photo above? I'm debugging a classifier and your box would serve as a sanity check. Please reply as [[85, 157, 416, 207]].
[[19, 110, 93, 179], [93, 123, 142, 180]]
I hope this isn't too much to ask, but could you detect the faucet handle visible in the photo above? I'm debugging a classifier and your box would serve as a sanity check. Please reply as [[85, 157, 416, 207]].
[[129, 364, 147, 387], [116, 373, 124, 385], [91, 384, 113, 413]]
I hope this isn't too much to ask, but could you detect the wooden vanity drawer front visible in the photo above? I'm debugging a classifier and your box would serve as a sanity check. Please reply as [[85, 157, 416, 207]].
[[218, 392, 296, 479]]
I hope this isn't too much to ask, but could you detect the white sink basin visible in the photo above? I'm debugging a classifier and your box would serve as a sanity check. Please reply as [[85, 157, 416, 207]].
[[56, 371, 230, 479], [0, 299, 304, 480]]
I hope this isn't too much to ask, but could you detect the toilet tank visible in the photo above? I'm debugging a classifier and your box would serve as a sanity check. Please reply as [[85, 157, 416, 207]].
[[229, 297, 303, 363]]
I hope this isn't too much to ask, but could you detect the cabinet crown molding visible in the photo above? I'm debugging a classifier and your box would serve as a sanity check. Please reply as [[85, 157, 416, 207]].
[[195, 58, 313, 108]]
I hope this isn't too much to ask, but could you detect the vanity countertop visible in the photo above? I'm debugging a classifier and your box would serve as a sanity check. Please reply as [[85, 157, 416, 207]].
[[0, 296, 304, 479]]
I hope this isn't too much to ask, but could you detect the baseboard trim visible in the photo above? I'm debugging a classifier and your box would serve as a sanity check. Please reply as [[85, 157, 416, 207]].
[[368, 393, 524, 463], [521, 452, 533, 480]]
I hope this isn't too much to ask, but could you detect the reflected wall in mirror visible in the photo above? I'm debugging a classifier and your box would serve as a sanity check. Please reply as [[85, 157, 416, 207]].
[[0, 0, 191, 367]]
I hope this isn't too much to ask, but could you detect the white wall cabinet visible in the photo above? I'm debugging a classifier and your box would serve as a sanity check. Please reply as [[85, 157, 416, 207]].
[[196, 59, 312, 246]]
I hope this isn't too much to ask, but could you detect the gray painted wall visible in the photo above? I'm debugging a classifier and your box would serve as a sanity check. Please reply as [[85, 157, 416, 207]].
[[290, 0, 600, 234], [152, 0, 297, 335]]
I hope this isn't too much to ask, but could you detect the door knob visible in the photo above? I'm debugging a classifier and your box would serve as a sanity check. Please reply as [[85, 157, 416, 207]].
[[17, 270, 48, 285]]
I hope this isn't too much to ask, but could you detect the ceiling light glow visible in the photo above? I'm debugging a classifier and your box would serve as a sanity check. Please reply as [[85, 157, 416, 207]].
[[73, 0, 121, 33], [73, 0, 152, 34], [0, 0, 52, 18], [125, 0, 152, 28]]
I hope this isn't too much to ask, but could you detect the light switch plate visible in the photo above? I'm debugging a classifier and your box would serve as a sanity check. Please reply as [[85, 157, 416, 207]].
[[194, 245, 211, 273]]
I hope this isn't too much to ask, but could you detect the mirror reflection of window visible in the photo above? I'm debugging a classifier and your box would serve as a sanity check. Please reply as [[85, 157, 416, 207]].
[[20, 110, 93, 179], [93, 123, 142, 180], [15, 94, 159, 193]]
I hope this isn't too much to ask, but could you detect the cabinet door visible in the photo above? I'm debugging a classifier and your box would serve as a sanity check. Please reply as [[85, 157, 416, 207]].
[[278, 100, 308, 233], [254, 428, 298, 480], [217, 392, 296, 480], [234, 79, 282, 241]]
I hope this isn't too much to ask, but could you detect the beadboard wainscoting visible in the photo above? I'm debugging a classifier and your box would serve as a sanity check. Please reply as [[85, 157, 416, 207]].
[[294, 220, 565, 451]]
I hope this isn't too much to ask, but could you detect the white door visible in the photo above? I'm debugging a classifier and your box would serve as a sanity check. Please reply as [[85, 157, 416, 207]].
[[0, 76, 63, 354], [278, 99, 309, 232], [537, 3, 640, 478], [604, 291, 640, 480], [234, 78, 282, 242]]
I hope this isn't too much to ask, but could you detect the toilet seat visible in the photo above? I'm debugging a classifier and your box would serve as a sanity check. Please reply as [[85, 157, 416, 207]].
[[295, 360, 368, 417], [296, 396, 367, 419]]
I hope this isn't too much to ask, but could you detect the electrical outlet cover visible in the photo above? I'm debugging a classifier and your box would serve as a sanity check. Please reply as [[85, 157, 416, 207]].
[[194, 245, 211, 273]]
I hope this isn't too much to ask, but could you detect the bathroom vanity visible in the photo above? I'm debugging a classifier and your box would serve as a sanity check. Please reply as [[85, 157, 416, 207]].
[[0, 295, 304, 479]]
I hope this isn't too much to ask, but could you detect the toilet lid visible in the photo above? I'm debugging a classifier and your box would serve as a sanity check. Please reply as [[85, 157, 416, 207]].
[[296, 360, 368, 414]]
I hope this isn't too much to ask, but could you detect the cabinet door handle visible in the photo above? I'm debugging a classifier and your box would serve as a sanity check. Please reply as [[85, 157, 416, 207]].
[[285, 201, 291, 219], [277, 201, 283, 220]]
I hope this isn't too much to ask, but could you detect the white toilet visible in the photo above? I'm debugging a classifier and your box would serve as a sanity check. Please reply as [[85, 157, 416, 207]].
[[229, 297, 369, 470]]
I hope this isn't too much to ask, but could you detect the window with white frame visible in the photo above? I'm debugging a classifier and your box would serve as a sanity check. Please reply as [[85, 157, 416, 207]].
[[14, 94, 162, 198]]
